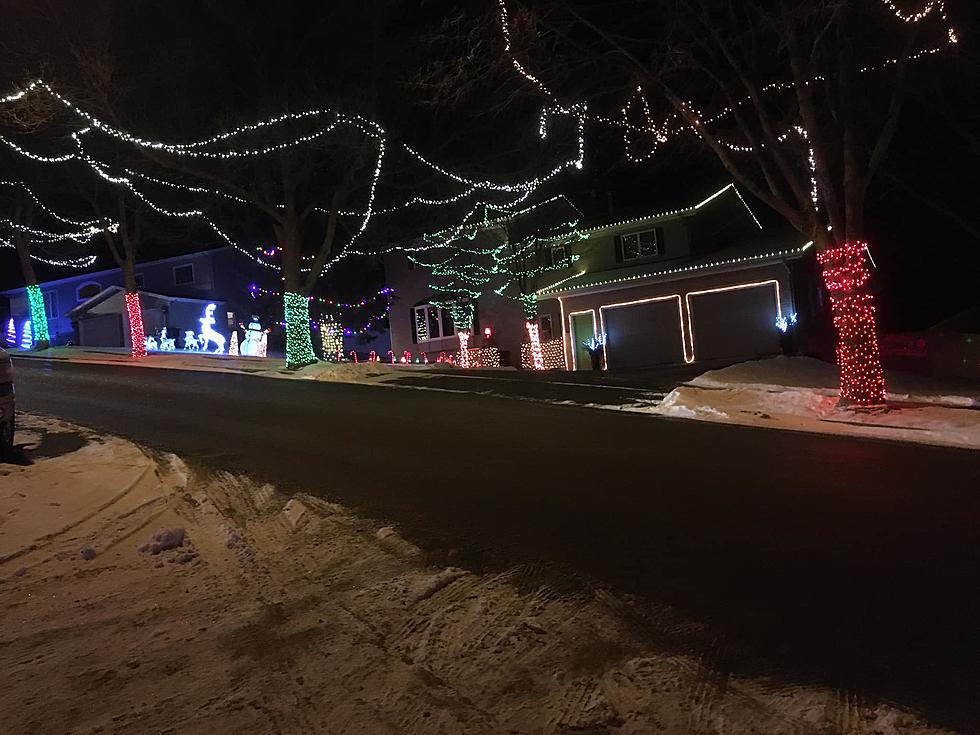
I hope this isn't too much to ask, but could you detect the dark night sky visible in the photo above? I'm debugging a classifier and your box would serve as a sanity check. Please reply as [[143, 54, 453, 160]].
[[0, 0, 977, 330]]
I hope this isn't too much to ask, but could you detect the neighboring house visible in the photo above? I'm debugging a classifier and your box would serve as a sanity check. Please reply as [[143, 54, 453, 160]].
[[1, 247, 270, 348], [67, 287, 228, 351], [388, 183, 815, 370]]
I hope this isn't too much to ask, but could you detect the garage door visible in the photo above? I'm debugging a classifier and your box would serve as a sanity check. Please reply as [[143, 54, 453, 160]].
[[601, 298, 685, 369], [79, 313, 124, 348], [688, 283, 781, 361]]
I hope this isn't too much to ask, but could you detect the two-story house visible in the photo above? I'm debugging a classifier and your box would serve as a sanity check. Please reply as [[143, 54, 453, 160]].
[[388, 183, 814, 370]]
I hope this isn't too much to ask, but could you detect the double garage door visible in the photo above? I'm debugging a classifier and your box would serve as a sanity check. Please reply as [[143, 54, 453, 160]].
[[601, 283, 781, 369]]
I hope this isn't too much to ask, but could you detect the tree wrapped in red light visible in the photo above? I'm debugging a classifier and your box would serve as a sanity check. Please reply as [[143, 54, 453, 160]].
[[817, 243, 885, 405], [125, 291, 147, 358]]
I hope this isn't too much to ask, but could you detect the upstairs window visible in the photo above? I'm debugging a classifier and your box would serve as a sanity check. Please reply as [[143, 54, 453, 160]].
[[621, 229, 659, 260], [546, 244, 571, 267], [76, 282, 101, 302], [43, 291, 58, 319], [173, 263, 195, 286]]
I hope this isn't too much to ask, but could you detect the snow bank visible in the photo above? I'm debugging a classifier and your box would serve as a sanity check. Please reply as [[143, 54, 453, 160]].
[[0, 414, 186, 563], [692, 356, 979, 407], [651, 359, 980, 450]]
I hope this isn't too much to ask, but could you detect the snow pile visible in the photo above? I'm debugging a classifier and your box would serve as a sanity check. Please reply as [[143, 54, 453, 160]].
[[281, 360, 414, 384], [652, 357, 980, 450], [0, 414, 185, 563]]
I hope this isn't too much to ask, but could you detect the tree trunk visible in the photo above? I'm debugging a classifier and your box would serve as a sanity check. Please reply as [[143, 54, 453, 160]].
[[125, 290, 147, 358], [13, 235, 51, 350], [280, 226, 317, 369], [525, 321, 545, 370], [119, 248, 146, 358], [817, 243, 887, 405]]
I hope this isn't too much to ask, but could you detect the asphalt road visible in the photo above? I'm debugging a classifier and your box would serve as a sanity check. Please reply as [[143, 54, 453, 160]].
[[11, 357, 980, 730]]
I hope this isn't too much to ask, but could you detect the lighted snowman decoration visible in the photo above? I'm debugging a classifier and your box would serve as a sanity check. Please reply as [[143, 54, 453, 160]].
[[240, 316, 265, 357]]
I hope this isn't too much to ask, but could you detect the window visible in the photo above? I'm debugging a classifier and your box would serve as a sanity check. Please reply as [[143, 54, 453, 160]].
[[43, 291, 58, 319], [621, 229, 659, 260], [173, 263, 195, 286], [227, 311, 236, 328], [412, 304, 457, 343], [134, 273, 145, 289], [538, 314, 554, 342], [76, 282, 101, 302], [545, 244, 571, 268]]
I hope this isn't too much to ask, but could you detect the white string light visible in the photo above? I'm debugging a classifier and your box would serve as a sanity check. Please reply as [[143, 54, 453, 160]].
[[497, 0, 957, 167], [0, 236, 98, 267]]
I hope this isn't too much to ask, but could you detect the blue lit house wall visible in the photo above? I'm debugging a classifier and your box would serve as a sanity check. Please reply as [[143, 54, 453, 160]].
[[0, 247, 272, 347]]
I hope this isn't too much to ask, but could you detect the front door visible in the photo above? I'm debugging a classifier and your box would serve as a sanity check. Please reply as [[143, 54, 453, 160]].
[[570, 312, 596, 370]]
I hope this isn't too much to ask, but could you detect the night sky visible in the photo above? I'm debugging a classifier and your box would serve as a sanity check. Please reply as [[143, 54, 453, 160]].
[[0, 0, 977, 330]]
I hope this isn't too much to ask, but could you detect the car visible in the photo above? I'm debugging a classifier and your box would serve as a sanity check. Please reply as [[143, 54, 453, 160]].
[[0, 347, 13, 449]]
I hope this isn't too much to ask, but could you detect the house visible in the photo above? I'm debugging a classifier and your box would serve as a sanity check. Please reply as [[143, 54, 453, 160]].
[[67, 287, 229, 351], [1, 247, 270, 348], [387, 183, 814, 370]]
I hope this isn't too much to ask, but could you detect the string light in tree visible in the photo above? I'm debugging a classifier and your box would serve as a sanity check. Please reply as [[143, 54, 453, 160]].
[[2, 80, 585, 282], [4, 318, 14, 347], [496, 0, 957, 164], [248, 283, 393, 310], [817, 242, 887, 405]]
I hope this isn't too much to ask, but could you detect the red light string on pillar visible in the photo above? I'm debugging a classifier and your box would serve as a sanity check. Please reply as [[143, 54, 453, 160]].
[[817, 242, 886, 405]]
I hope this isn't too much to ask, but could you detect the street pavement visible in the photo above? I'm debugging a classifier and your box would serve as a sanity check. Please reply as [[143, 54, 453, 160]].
[[10, 357, 980, 730]]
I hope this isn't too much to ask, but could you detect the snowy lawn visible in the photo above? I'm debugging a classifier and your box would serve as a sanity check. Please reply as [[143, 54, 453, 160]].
[[649, 356, 980, 450], [12, 345, 430, 384]]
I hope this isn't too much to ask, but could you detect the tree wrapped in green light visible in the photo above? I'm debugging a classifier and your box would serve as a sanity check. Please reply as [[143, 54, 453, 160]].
[[25, 284, 49, 346], [410, 196, 585, 368], [283, 291, 317, 368]]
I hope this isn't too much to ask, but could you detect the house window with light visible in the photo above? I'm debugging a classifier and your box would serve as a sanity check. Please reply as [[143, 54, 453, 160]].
[[621, 229, 659, 260], [412, 304, 456, 343]]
